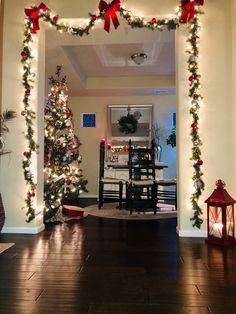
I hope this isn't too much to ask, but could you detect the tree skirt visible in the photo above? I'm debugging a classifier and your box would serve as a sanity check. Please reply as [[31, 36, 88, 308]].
[[0, 243, 14, 254], [64, 203, 177, 221]]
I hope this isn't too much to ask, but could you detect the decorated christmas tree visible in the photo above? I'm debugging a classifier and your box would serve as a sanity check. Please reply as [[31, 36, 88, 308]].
[[44, 66, 87, 221]]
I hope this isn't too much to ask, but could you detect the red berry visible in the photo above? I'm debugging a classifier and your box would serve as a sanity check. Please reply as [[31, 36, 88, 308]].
[[91, 15, 97, 21], [151, 18, 157, 25], [189, 75, 195, 82], [191, 122, 197, 129], [52, 16, 59, 23], [197, 159, 203, 166]]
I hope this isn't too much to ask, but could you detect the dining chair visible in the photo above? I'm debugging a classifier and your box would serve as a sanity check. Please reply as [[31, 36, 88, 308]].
[[126, 139, 157, 214], [98, 141, 124, 209], [156, 179, 177, 211]]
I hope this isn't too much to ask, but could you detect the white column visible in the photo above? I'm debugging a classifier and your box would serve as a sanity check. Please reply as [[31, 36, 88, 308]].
[[176, 0, 235, 236], [0, 0, 45, 233]]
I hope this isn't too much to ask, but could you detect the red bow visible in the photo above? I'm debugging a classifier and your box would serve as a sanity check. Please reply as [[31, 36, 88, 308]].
[[181, 0, 204, 23], [99, 0, 120, 32], [24, 3, 48, 34]]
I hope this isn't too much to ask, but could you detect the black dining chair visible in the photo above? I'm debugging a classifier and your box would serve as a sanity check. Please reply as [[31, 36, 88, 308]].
[[98, 141, 124, 209], [156, 179, 177, 211], [126, 139, 157, 214]]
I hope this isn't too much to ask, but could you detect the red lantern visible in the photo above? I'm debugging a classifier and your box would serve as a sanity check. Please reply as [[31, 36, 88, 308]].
[[205, 180, 236, 246]]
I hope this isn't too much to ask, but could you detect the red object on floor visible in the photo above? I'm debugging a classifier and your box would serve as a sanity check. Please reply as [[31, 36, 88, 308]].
[[62, 206, 84, 218]]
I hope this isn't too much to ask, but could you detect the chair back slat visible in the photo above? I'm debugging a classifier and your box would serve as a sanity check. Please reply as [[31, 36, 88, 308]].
[[99, 141, 105, 179], [128, 139, 155, 181]]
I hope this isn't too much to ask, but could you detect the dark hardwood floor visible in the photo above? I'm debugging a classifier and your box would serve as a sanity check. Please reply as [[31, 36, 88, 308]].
[[1, 211, 236, 313]]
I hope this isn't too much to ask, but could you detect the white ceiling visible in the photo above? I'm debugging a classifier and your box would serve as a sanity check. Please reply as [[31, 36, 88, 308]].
[[45, 19, 176, 97]]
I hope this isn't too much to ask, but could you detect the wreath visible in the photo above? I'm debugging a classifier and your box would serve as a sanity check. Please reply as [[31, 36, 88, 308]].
[[118, 114, 138, 134]]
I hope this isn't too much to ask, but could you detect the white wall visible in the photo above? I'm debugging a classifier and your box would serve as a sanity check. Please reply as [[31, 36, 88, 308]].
[[232, 0, 236, 184]]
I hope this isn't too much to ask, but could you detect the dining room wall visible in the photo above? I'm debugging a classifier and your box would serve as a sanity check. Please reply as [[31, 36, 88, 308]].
[[69, 95, 176, 196]]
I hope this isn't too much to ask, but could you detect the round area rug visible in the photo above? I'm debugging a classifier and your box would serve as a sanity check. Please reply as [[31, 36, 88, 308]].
[[65, 203, 177, 220]]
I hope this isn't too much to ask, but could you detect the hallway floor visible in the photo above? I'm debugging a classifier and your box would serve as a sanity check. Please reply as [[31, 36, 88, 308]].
[[0, 216, 236, 313]]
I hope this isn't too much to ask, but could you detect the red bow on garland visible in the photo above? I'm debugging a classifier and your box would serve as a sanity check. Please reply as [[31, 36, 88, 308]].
[[24, 2, 48, 33], [99, 0, 121, 32], [181, 0, 204, 23]]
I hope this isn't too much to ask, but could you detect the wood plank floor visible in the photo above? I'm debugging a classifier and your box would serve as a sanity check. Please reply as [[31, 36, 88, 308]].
[[1, 215, 236, 313]]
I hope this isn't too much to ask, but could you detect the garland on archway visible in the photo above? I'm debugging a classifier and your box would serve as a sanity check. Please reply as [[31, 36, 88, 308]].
[[21, 0, 204, 227]]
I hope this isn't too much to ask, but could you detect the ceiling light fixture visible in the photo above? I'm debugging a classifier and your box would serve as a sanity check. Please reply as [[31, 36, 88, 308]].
[[131, 52, 147, 65]]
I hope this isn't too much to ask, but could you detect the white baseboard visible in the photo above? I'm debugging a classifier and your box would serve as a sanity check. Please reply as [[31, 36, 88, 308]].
[[176, 227, 207, 238], [1, 224, 45, 234]]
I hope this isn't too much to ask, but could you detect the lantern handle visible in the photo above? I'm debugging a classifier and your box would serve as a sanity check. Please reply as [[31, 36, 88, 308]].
[[215, 179, 225, 189]]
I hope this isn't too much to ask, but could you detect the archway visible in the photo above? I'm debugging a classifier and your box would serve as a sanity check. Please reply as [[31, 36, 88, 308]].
[[20, 0, 205, 229]]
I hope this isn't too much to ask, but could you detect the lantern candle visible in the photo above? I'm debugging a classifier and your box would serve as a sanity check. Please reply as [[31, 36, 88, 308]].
[[211, 223, 223, 238]]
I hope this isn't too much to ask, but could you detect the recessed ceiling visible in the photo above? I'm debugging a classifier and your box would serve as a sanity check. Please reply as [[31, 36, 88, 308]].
[[45, 20, 176, 97]]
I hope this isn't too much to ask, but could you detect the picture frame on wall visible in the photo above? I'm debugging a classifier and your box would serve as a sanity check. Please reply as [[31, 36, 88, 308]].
[[81, 113, 96, 128]]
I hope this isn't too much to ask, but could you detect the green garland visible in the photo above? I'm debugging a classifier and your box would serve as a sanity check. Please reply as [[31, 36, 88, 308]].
[[187, 12, 205, 229], [21, 1, 204, 227]]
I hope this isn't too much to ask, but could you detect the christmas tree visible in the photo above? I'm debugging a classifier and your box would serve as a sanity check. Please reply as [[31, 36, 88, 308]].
[[44, 66, 87, 221]]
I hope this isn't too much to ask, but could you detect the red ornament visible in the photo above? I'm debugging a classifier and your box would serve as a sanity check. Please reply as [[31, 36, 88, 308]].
[[189, 75, 195, 82], [100, 138, 106, 143], [25, 88, 31, 95], [21, 51, 27, 60], [91, 15, 97, 22], [196, 159, 203, 166], [151, 18, 157, 25], [52, 16, 59, 23], [64, 167, 70, 173], [107, 143, 112, 150], [28, 191, 35, 198], [66, 179, 72, 185], [191, 122, 198, 129], [24, 2, 49, 34], [23, 151, 30, 158], [98, 0, 121, 32]]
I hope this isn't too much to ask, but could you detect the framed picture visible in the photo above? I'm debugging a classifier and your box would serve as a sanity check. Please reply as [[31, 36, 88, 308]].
[[81, 113, 96, 128]]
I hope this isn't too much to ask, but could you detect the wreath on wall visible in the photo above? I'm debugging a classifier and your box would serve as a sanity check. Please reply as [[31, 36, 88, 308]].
[[21, 0, 205, 229], [118, 114, 138, 134]]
